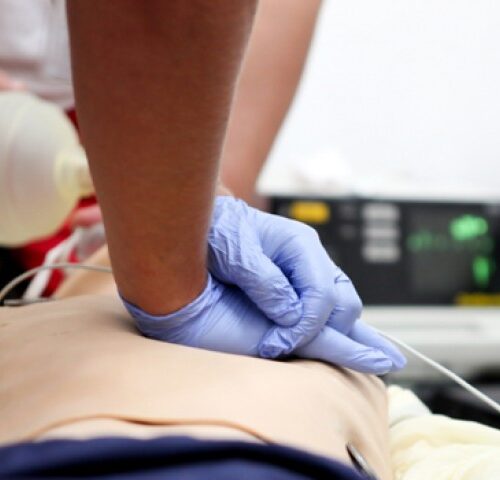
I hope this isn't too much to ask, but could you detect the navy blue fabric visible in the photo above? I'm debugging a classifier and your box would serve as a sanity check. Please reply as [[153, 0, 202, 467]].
[[0, 435, 365, 479]]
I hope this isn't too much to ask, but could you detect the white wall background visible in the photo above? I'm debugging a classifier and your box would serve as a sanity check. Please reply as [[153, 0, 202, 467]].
[[259, 0, 500, 198]]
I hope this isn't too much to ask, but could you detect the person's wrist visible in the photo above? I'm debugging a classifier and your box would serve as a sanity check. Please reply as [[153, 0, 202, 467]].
[[121, 273, 214, 327], [118, 266, 208, 316]]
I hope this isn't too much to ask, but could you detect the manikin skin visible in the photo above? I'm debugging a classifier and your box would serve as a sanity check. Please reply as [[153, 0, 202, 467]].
[[0, 296, 392, 480], [0, 257, 393, 480], [49, 247, 392, 480]]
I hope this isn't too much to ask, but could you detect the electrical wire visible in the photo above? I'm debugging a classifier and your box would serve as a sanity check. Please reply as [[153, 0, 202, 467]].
[[0, 262, 499, 415], [379, 330, 500, 415], [0, 263, 112, 304]]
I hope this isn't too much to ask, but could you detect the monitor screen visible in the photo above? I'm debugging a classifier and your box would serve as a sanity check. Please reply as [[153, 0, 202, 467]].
[[407, 209, 498, 297]]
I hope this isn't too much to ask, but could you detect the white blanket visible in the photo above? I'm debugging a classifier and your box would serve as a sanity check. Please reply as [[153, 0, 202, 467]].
[[388, 386, 500, 479]]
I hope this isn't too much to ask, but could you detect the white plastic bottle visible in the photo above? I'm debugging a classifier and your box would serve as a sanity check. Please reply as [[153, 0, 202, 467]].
[[0, 92, 93, 246]]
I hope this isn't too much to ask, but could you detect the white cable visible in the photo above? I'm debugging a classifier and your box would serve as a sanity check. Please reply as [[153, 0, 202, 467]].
[[379, 330, 500, 415], [0, 263, 112, 304]]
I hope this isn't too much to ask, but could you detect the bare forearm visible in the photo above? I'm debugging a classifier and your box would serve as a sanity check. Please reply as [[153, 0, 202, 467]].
[[220, 0, 322, 204], [67, 1, 256, 313]]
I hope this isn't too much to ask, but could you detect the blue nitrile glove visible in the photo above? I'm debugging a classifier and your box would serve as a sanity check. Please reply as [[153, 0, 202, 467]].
[[208, 196, 406, 370], [122, 273, 399, 374], [122, 196, 405, 374]]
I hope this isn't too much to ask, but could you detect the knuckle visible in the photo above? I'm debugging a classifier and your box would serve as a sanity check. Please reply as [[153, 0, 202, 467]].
[[288, 223, 321, 247], [345, 293, 363, 318], [281, 217, 316, 235]]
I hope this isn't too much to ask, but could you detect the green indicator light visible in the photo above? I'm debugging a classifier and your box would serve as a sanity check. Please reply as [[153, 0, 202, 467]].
[[472, 256, 493, 288], [407, 235, 420, 252], [450, 215, 488, 241], [407, 231, 434, 252]]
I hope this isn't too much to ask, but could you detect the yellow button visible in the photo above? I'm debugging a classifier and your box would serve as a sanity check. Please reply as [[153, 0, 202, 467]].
[[289, 201, 330, 224], [456, 292, 500, 306]]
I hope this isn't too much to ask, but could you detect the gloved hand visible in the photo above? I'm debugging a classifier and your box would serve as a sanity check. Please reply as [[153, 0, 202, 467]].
[[208, 196, 405, 369], [123, 272, 399, 374], [122, 196, 405, 374]]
